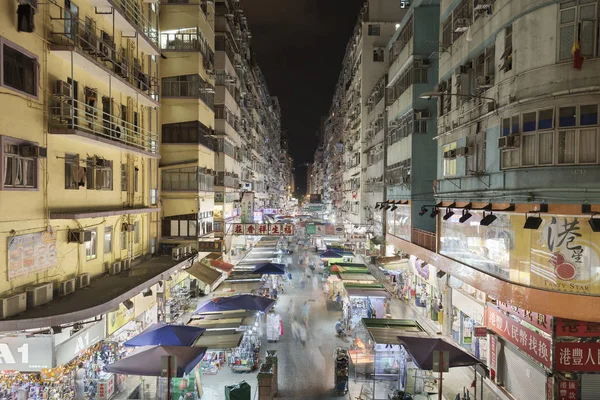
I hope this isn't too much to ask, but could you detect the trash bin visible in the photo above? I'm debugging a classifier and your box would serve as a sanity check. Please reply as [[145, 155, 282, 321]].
[[225, 380, 251, 400]]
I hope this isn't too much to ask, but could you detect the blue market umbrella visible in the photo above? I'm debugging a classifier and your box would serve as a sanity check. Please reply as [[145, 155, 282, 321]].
[[194, 294, 275, 314], [123, 323, 206, 347], [253, 262, 286, 275], [105, 345, 207, 377], [319, 250, 343, 258]]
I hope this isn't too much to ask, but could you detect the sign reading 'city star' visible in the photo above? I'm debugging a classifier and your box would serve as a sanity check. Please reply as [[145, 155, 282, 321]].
[[232, 223, 294, 236]]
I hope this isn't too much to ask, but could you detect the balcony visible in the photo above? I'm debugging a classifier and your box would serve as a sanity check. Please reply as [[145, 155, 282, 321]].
[[49, 94, 159, 157], [412, 228, 436, 252], [162, 121, 215, 150], [162, 167, 215, 192], [87, 0, 159, 55], [162, 213, 214, 238], [160, 29, 215, 71], [162, 75, 215, 110], [49, 15, 159, 107]]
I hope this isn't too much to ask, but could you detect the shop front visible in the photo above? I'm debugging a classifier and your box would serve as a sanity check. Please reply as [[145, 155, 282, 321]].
[[486, 304, 551, 400], [450, 288, 486, 360], [343, 283, 389, 328], [407, 256, 444, 331], [554, 317, 600, 400]]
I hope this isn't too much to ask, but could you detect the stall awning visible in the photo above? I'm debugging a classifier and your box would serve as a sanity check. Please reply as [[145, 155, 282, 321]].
[[211, 260, 235, 273], [186, 263, 223, 287], [345, 288, 390, 298], [363, 318, 428, 345], [339, 273, 377, 282], [188, 317, 250, 330], [193, 330, 244, 349], [396, 335, 483, 370]]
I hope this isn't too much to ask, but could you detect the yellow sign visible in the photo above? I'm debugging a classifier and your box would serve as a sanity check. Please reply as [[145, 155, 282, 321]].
[[134, 289, 156, 318], [107, 303, 134, 335], [440, 213, 600, 295]]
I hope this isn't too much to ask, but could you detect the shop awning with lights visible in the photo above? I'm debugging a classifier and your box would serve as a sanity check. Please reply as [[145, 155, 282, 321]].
[[193, 330, 244, 349], [210, 259, 235, 273]]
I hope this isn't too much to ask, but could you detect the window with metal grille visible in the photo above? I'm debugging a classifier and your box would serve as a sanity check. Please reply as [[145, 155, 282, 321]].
[[2, 40, 37, 97]]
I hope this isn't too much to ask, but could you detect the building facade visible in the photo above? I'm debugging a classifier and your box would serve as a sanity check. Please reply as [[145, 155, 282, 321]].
[[321, 0, 600, 398]]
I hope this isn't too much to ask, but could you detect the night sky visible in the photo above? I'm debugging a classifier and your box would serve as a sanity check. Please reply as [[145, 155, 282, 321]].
[[242, 0, 364, 194]]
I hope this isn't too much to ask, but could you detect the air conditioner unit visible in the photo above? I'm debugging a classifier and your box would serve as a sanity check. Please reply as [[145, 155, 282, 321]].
[[443, 149, 457, 159], [0, 292, 27, 319], [26, 282, 53, 308], [172, 247, 181, 260], [52, 103, 73, 120], [68, 230, 92, 244], [59, 278, 76, 296], [498, 134, 521, 149], [454, 18, 469, 32], [54, 80, 72, 97], [455, 146, 472, 157], [76, 273, 90, 289], [121, 258, 132, 271], [20, 145, 47, 158], [476, 75, 493, 90], [474, 0, 493, 10], [455, 65, 470, 75], [415, 59, 430, 67], [414, 109, 430, 120], [109, 261, 121, 275]]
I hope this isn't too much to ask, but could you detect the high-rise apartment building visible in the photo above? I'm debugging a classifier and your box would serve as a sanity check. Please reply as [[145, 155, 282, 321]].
[[321, 0, 600, 397]]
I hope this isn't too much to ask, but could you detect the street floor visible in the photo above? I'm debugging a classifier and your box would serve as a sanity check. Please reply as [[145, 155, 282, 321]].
[[197, 239, 512, 399]]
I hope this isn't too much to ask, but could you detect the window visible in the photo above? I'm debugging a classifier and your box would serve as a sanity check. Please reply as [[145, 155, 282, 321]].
[[121, 230, 127, 250], [389, 16, 413, 64], [466, 132, 486, 174], [3, 141, 36, 189], [65, 154, 81, 189], [121, 164, 128, 191], [502, 104, 600, 168], [2, 40, 38, 97], [442, 143, 457, 176], [558, 0, 598, 61], [162, 120, 214, 149], [368, 25, 380, 36], [500, 25, 513, 72], [134, 221, 140, 243], [104, 226, 112, 253], [134, 167, 139, 192], [85, 228, 97, 260], [86, 157, 113, 190], [150, 188, 157, 205], [373, 47, 384, 62], [387, 62, 429, 105]]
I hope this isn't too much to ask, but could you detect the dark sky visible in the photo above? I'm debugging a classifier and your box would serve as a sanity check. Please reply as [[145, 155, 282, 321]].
[[242, 0, 364, 194]]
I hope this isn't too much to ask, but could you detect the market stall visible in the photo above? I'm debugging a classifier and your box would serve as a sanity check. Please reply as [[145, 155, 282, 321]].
[[349, 319, 429, 400], [343, 283, 389, 327]]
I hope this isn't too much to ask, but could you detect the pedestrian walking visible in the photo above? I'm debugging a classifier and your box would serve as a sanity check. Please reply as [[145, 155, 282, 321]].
[[312, 274, 318, 291], [302, 300, 310, 327], [298, 321, 307, 346], [291, 317, 300, 341]]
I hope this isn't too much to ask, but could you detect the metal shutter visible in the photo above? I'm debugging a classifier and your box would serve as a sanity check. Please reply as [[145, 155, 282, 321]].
[[582, 374, 600, 399], [499, 340, 546, 400]]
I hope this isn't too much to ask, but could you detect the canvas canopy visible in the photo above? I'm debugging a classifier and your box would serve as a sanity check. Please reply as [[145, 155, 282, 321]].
[[253, 262, 285, 275], [123, 324, 205, 347], [105, 345, 207, 377], [396, 335, 482, 370], [194, 294, 275, 314]]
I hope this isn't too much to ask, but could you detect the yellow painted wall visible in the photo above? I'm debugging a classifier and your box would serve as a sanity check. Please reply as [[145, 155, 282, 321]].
[[159, 144, 215, 167], [161, 99, 214, 130], [160, 4, 215, 48]]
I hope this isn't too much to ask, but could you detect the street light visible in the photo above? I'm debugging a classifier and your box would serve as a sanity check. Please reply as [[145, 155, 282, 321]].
[[419, 91, 497, 110]]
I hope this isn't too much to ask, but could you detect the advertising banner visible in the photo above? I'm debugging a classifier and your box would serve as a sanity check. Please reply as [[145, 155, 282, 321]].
[[555, 342, 600, 371], [198, 240, 223, 253], [497, 300, 552, 335], [555, 318, 600, 337], [452, 290, 484, 325], [440, 212, 600, 295], [8, 231, 58, 280], [240, 192, 254, 223], [107, 303, 134, 335], [55, 320, 106, 365], [0, 336, 53, 371], [486, 306, 552, 368]]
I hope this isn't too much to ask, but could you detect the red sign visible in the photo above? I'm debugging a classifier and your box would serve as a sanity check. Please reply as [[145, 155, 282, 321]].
[[486, 306, 552, 368], [230, 224, 293, 236], [474, 326, 487, 337], [557, 379, 578, 399], [555, 342, 600, 372], [282, 223, 294, 235], [497, 300, 552, 335], [270, 224, 281, 235], [555, 318, 600, 337], [489, 335, 497, 379], [547, 376, 554, 400]]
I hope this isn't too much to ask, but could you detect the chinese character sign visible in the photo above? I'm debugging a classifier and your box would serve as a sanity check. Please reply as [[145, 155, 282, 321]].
[[497, 301, 553, 335], [555, 342, 600, 372], [240, 192, 255, 223], [555, 318, 600, 338], [557, 380, 578, 400], [486, 306, 552, 368], [231, 224, 293, 236]]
